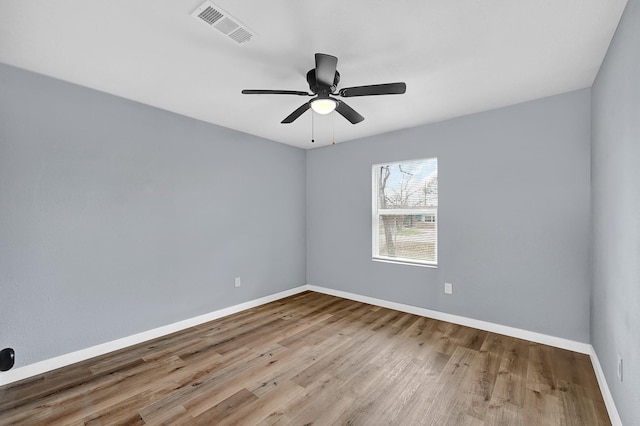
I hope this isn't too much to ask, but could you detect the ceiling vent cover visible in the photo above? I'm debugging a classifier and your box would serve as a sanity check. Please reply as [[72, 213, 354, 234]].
[[191, 1, 255, 45]]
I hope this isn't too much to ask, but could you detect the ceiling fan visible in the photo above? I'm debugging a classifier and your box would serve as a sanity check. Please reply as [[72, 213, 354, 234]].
[[242, 53, 406, 124]]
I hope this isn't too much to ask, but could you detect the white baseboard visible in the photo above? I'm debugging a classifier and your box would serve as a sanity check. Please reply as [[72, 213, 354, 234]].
[[589, 346, 623, 426], [0, 285, 309, 387], [306, 285, 592, 354]]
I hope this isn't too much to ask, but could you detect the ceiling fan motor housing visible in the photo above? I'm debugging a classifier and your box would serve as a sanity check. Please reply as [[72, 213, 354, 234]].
[[306, 69, 340, 95]]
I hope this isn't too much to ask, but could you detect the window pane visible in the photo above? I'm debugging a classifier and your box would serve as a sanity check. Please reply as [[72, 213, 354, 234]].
[[377, 158, 438, 210], [377, 214, 437, 263]]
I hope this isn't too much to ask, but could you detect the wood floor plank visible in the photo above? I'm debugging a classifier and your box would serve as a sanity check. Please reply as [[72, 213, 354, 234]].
[[181, 345, 288, 417], [145, 344, 287, 418], [0, 291, 611, 425], [464, 333, 506, 421], [217, 380, 306, 426], [191, 388, 258, 425], [247, 329, 350, 398], [346, 349, 434, 424], [139, 404, 193, 425], [421, 346, 481, 424]]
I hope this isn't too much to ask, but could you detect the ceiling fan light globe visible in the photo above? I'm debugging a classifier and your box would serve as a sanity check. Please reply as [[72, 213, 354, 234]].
[[311, 99, 337, 115]]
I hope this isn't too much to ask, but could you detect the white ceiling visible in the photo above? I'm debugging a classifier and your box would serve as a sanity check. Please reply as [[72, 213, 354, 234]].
[[0, 0, 628, 149]]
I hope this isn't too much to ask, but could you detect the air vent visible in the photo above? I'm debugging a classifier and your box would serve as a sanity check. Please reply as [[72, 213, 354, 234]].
[[197, 7, 223, 25], [191, 1, 256, 45]]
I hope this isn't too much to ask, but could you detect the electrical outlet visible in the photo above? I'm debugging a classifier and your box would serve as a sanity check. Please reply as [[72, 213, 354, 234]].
[[617, 355, 623, 382], [444, 282, 453, 295], [234, 277, 241, 288]]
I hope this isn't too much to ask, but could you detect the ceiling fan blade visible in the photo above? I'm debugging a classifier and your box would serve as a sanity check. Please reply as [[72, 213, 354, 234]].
[[281, 102, 311, 124], [338, 82, 406, 97], [242, 89, 311, 96], [315, 53, 338, 87], [335, 100, 364, 124]]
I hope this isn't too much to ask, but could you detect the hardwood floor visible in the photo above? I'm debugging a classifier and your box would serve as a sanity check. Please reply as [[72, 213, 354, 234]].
[[0, 291, 610, 425]]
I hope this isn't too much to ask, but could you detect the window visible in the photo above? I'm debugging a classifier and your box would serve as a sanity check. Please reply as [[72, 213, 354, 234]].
[[372, 157, 438, 266]]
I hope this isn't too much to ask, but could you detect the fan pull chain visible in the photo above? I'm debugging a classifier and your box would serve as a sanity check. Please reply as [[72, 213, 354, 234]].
[[311, 109, 315, 143], [332, 109, 336, 145]]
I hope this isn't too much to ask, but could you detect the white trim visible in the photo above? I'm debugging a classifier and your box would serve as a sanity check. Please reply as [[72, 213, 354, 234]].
[[589, 346, 623, 426], [372, 165, 380, 258], [378, 208, 438, 215], [306, 284, 592, 354], [372, 256, 438, 268], [0, 285, 309, 386]]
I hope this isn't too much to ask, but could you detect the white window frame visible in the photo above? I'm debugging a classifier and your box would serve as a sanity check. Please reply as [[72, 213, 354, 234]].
[[372, 158, 438, 267]]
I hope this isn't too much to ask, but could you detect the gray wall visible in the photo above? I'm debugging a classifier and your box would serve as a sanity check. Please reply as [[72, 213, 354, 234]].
[[307, 89, 592, 343], [0, 63, 306, 367], [591, 0, 640, 423]]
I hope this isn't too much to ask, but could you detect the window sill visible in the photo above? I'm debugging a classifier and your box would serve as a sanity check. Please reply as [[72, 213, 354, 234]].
[[372, 257, 438, 269]]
